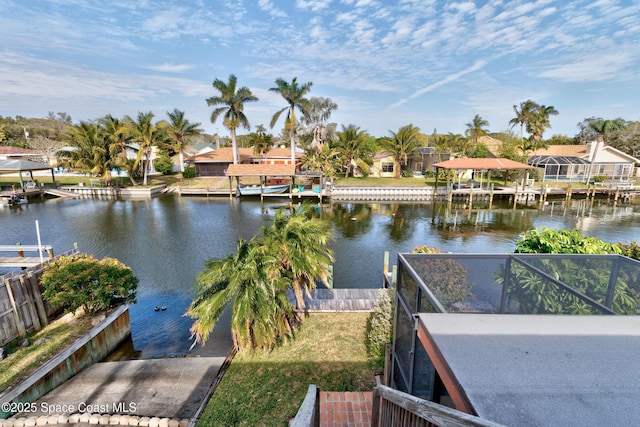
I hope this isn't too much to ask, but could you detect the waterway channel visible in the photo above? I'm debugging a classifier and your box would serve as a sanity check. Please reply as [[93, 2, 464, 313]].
[[1, 195, 639, 358]]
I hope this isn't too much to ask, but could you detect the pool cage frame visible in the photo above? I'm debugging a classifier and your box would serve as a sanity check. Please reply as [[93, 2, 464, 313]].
[[391, 253, 640, 402]]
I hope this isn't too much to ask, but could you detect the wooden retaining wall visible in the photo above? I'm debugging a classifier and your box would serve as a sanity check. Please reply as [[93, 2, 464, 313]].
[[0, 248, 79, 347], [0, 305, 131, 419]]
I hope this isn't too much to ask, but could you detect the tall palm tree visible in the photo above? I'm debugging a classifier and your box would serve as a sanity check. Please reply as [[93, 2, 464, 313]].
[[305, 96, 337, 126], [509, 100, 537, 147], [123, 111, 166, 186], [262, 206, 335, 310], [269, 77, 313, 164], [526, 104, 559, 147], [206, 74, 258, 164], [163, 109, 202, 172], [335, 124, 372, 178], [465, 114, 489, 147], [380, 124, 423, 178], [305, 96, 338, 151], [186, 238, 298, 351]]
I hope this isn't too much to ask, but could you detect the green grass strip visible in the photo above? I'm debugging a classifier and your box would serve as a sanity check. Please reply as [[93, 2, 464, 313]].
[[197, 312, 376, 427]]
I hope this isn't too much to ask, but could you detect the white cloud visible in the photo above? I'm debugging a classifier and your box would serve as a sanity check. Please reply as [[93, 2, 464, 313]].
[[147, 63, 194, 73], [1, 0, 639, 138], [296, 0, 331, 12], [390, 60, 488, 109], [539, 53, 633, 83], [258, 0, 288, 18]]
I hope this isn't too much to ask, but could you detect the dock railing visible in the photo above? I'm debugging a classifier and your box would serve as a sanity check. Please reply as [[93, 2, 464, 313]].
[[371, 376, 505, 427]]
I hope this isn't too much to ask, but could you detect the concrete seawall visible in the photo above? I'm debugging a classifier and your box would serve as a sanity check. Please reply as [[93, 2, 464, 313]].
[[330, 186, 435, 201], [0, 305, 131, 419]]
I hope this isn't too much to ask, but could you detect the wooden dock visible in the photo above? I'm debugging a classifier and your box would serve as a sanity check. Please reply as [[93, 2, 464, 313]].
[[0, 245, 54, 268], [289, 288, 384, 312]]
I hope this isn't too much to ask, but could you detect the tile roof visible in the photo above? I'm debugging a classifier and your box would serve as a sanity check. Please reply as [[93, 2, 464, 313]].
[[533, 145, 588, 157], [433, 157, 533, 170], [188, 146, 301, 162]]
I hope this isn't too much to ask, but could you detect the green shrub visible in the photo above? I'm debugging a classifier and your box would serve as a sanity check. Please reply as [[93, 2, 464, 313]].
[[182, 166, 196, 179], [401, 168, 414, 178], [365, 288, 394, 370], [40, 254, 138, 314], [502, 228, 638, 315], [618, 241, 640, 261], [593, 175, 607, 183], [515, 227, 621, 254], [153, 153, 174, 175]]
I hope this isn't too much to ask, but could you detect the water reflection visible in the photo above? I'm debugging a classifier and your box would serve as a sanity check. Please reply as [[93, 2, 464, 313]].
[[329, 203, 374, 238], [1, 195, 638, 358]]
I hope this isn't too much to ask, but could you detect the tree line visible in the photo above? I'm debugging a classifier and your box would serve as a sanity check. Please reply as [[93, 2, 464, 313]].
[[2, 75, 640, 181]]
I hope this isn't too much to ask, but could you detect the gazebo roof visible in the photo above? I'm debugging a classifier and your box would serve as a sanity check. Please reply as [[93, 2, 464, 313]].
[[433, 157, 533, 170], [0, 159, 53, 173]]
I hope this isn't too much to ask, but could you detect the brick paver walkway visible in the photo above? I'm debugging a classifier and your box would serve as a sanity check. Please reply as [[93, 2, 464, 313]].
[[320, 391, 373, 427]]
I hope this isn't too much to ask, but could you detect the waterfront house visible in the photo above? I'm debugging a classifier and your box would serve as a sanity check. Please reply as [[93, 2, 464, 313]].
[[528, 141, 639, 183], [406, 147, 451, 174], [369, 152, 397, 178], [186, 147, 302, 177]]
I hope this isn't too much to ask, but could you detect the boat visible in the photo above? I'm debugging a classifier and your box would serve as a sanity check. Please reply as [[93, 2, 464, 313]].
[[1, 194, 28, 207], [237, 184, 290, 196]]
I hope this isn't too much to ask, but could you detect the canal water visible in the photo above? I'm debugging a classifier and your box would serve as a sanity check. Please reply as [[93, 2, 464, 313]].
[[1, 195, 639, 358]]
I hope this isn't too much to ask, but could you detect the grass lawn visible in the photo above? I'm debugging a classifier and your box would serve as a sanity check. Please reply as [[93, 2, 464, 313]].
[[196, 312, 377, 427], [0, 311, 94, 392]]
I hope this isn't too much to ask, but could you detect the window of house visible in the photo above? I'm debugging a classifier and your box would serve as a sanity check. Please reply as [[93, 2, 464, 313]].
[[382, 162, 394, 173]]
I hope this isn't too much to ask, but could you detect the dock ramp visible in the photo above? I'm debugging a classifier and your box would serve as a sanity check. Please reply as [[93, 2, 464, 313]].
[[45, 188, 79, 198]]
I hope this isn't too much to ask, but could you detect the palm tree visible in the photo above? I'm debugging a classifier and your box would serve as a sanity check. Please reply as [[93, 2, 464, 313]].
[[262, 206, 335, 310], [163, 109, 202, 172], [379, 124, 423, 178], [335, 124, 372, 178], [60, 121, 107, 176], [97, 114, 132, 183], [589, 118, 626, 143], [206, 74, 258, 164], [526, 104, 559, 148], [509, 100, 537, 147], [249, 124, 273, 157], [123, 111, 166, 186], [300, 144, 340, 178], [465, 114, 489, 147], [269, 77, 313, 165], [305, 96, 338, 151], [186, 238, 298, 351]]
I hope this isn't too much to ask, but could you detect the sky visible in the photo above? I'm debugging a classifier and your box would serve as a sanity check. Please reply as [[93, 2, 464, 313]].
[[1, 0, 639, 139]]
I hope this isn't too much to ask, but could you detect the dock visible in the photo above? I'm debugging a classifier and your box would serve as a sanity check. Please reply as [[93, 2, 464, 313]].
[[289, 288, 383, 312], [0, 245, 54, 268]]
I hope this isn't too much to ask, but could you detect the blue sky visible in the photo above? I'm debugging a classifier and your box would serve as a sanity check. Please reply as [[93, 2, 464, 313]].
[[1, 0, 639, 139]]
